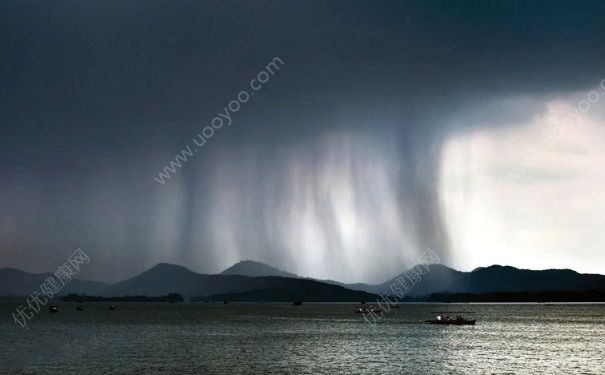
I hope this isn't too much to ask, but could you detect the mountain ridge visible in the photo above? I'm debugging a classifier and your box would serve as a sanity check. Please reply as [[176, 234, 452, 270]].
[[220, 260, 298, 278], [100, 263, 378, 300], [2, 261, 605, 299], [0, 267, 109, 296]]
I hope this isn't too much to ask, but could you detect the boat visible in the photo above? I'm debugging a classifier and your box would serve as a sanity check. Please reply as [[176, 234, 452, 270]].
[[292, 301, 303, 306], [49, 305, 59, 313], [108, 304, 116, 310], [76, 304, 84, 311], [354, 306, 381, 314], [425, 312, 475, 325]]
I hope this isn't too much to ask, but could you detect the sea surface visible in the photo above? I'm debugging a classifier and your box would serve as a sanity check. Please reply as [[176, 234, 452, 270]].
[[1, 302, 604, 374]]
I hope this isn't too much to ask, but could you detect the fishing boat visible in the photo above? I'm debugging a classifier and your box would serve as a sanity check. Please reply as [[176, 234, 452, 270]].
[[49, 305, 59, 313], [76, 304, 84, 311], [425, 312, 476, 325], [108, 304, 116, 310], [354, 306, 381, 314], [292, 301, 303, 306]]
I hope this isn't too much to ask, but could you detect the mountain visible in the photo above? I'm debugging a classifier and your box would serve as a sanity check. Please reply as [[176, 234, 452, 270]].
[[340, 264, 605, 297], [101, 263, 377, 301], [101, 263, 204, 296], [220, 260, 297, 278], [4, 262, 605, 300], [446, 265, 605, 294], [329, 264, 464, 296], [0, 268, 108, 296], [201, 287, 376, 303], [427, 290, 605, 303], [377, 264, 466, 296]]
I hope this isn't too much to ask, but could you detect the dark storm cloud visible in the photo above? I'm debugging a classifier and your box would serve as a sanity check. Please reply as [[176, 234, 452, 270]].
[[1, 0, 604, 282]]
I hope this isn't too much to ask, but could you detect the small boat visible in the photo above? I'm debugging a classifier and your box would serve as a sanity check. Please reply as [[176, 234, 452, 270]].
[[292, 301, 303, 306], [108, 304, 116, 310], [425, 312, 475, 325], [49, 305, 59, 313], [354, 306, 381, 314], [76, 304, 84, 311]]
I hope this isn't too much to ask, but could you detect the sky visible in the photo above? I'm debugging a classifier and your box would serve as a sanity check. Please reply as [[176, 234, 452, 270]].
[[1, 0, 605, 283]]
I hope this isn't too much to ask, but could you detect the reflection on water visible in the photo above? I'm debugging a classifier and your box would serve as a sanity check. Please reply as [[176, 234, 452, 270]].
[[1, 303, 604, 374]]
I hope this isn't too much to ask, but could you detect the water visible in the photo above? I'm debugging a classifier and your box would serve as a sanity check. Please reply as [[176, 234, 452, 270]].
[[1, 303, 604, 374]]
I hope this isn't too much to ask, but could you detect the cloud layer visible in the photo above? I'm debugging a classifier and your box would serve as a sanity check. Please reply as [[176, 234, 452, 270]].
[[1, 1, 605, 282]]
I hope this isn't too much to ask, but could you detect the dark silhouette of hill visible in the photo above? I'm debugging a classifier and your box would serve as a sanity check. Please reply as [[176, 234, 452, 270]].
[[0, 267, 108, 296], [199, 287, 377, 302], [3, 262, 605, 301], [427, 290, 605, 302], [341, 264, 605, 296], [60, 292, 184, 303], [101, 263, 204, 296], [375, 264, 465, 296], [445, 265, 605, 293], [220, 260, 297, 278], [331, 264, 465, 296], [100, 263, 377, 300]]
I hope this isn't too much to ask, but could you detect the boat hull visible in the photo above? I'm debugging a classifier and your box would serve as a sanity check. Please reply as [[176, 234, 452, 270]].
[[425, 319, 475, 325]]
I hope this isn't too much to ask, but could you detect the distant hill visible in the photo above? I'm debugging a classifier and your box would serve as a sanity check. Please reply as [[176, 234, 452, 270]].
[[220, 260, 297, 278], [100, 263, 377, 301], [0, 268, 108, 296], [335, 264, 464, 296], [446, 265, 605, 294], [378, 264, 465, 296], [101, 263, 208, 296], [339, 264, 605, 297], [60, 292, 184, 303], [200, 287, 377, 302], [3, 262, 605, 301], [427, 290, 605, 303]]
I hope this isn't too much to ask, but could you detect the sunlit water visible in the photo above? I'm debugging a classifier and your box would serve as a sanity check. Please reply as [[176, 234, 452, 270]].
[[1, 303, 604, 374]]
